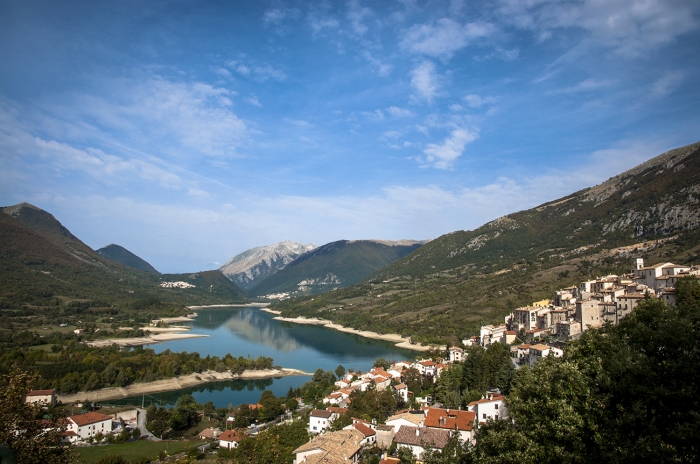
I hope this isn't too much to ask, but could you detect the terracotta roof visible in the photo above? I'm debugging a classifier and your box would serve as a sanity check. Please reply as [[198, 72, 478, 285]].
[[353, 422, 376, 437], [219, 429, 244, 443], [293, 429, 363, 461], [379, 458, 401, 464], [393, 426, 450, 449], [394, 383, 407, 389], [70, 412, 113, 427], [199, 427, 219, 439], [311, 409, 334, 418], [62, 430, 77, 437], [424, 408, 475, 431], [529, 343, 551, 351], [26, 389, 54, 396], [387, 412, 424, 426], [375, 424, 394, 432]]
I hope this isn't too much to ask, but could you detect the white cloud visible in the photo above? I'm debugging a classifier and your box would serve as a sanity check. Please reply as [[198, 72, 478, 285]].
[[497, 0, 700, 58], [401, 18, 496, 58], [383, 130, 402, 138], [347, 0, 373, 37], [33, 138, 182, 188], [410, 61, 439, 102], [554, 78, 615, 94], [423, 127, 478, 169], [387, 106, 414, 118], [463, 94, 497, 108], [449, 104, 463, 111], [360, 109, 385, 121], [213, 67, 231, 77], [245, 95, 262, 107], [651, 71, 684, 99], [362, 51, 393, 76], [226, 60, 287, 82]]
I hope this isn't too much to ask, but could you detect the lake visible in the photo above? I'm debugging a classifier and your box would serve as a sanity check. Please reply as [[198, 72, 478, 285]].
[[108, 306, 416, 408]]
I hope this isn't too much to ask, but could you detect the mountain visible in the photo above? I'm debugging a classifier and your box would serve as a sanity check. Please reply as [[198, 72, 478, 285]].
[[97, 243, 160, 274], [219, 241, 316, 289], [2, 202, 113, 268], [271, 141, 700, 345], [0, 203, 247, 309], [250, 239, 426, 297]]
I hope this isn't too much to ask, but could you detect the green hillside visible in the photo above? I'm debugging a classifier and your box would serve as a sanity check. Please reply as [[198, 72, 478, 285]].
[[97, 243, 160, 274], [0, 203, 247, 311], [271, 141, 700, 345], [249, 239, 423, 297]]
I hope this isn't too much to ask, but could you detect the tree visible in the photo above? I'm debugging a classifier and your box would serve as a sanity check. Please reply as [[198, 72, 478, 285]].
[[373, 357, 391, 370], [397, 447, 417, 464], [0, 367, 73, 464], [335, 364, 346, 378]]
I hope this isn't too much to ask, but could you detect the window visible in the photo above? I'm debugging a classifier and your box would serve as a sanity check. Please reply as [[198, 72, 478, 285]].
[[495, 404, 498, 410], [483, 413, 486, 419]]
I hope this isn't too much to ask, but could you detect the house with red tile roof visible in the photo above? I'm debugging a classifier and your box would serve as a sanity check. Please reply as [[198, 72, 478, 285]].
[[67, 412, 113, 441], [218, 429, 245, 449], [25, 389, 56, 407], [424, 407, 477, 442], [393, 426, 450, 461]]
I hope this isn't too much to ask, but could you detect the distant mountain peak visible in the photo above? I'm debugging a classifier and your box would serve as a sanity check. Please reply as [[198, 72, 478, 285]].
[[220, 241, 317, 289], [97, 243, 160, 275]]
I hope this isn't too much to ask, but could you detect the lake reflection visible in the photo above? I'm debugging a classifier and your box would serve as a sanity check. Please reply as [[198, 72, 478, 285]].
[[108, 306, 415, 408]]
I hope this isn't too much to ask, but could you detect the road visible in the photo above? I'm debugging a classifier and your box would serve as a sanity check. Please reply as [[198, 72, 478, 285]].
[[136, 407, 161, 441]]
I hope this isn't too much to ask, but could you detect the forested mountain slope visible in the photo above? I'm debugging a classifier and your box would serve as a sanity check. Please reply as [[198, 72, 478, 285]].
[[272, 141, 700, 344]]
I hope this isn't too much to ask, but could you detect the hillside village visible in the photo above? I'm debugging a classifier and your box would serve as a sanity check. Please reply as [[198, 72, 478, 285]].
[[269, 257, 698, 463]]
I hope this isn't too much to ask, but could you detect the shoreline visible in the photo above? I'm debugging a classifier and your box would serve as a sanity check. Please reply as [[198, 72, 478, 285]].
[[187, 303, 270, 310], [57, 368, 312, 403], [86, 332, 209, 348], [272, 316, 445, 352]]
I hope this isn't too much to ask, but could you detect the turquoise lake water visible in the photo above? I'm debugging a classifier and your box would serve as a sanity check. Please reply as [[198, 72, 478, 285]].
[[107, 306, 415, 408]]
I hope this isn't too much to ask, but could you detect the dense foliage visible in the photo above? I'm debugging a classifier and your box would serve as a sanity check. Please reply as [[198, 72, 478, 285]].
[[0, 367, 73, 464], [0, 342, 274, 394]]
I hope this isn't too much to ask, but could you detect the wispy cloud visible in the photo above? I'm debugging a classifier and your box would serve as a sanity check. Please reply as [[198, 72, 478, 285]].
[[401, 18, 496, 58], [226, 60, 287, 82], [410, 61, 439, 102], [387, 106, 414, 118], [650, 71, 684, 99], [423, 127, 478, 169], [463, 94, 497, 108], [346, 0, 373, 37]]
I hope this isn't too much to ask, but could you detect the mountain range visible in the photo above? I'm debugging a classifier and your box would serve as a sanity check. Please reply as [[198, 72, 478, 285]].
[[271, 141, 700, 344], [247, 239, 427, 297], [0, 203, 246, 309]]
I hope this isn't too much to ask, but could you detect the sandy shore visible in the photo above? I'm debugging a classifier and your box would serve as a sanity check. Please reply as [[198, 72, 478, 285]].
[[187, 303, 270, 309], [259, 307, 282, 315], [57, 368, 312, 403], [87, 332, 209, 348], [273, 316, 445, 352]]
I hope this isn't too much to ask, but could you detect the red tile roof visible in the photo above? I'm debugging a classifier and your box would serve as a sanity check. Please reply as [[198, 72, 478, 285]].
[[26, 389, 55, 396], [424, 408, 476, 431], [219, 430, 244, 443], [70, 412, 113, 427], [353, 422, 376, 437]]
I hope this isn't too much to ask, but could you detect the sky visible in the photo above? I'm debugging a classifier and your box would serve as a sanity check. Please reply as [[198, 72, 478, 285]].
[[1, 0, 699, 273]]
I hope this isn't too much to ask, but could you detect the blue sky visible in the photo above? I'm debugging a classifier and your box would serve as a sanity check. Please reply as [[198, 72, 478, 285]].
[[1, 0, 699, 273]]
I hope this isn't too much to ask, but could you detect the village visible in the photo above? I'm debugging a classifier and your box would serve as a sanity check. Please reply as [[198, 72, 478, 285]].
[[21, 257, 698, 463]]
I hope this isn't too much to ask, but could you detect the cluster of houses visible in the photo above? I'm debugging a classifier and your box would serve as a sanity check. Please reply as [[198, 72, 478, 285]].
[[295, 390, 507, 463], [464, 258, 698, 366]]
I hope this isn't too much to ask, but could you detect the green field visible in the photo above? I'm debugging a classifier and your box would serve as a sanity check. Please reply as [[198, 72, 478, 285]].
[[75, 440, 204, 463]]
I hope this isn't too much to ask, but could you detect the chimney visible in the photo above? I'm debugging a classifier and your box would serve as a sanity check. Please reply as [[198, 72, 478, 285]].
[[416, 428, 420, 437]]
